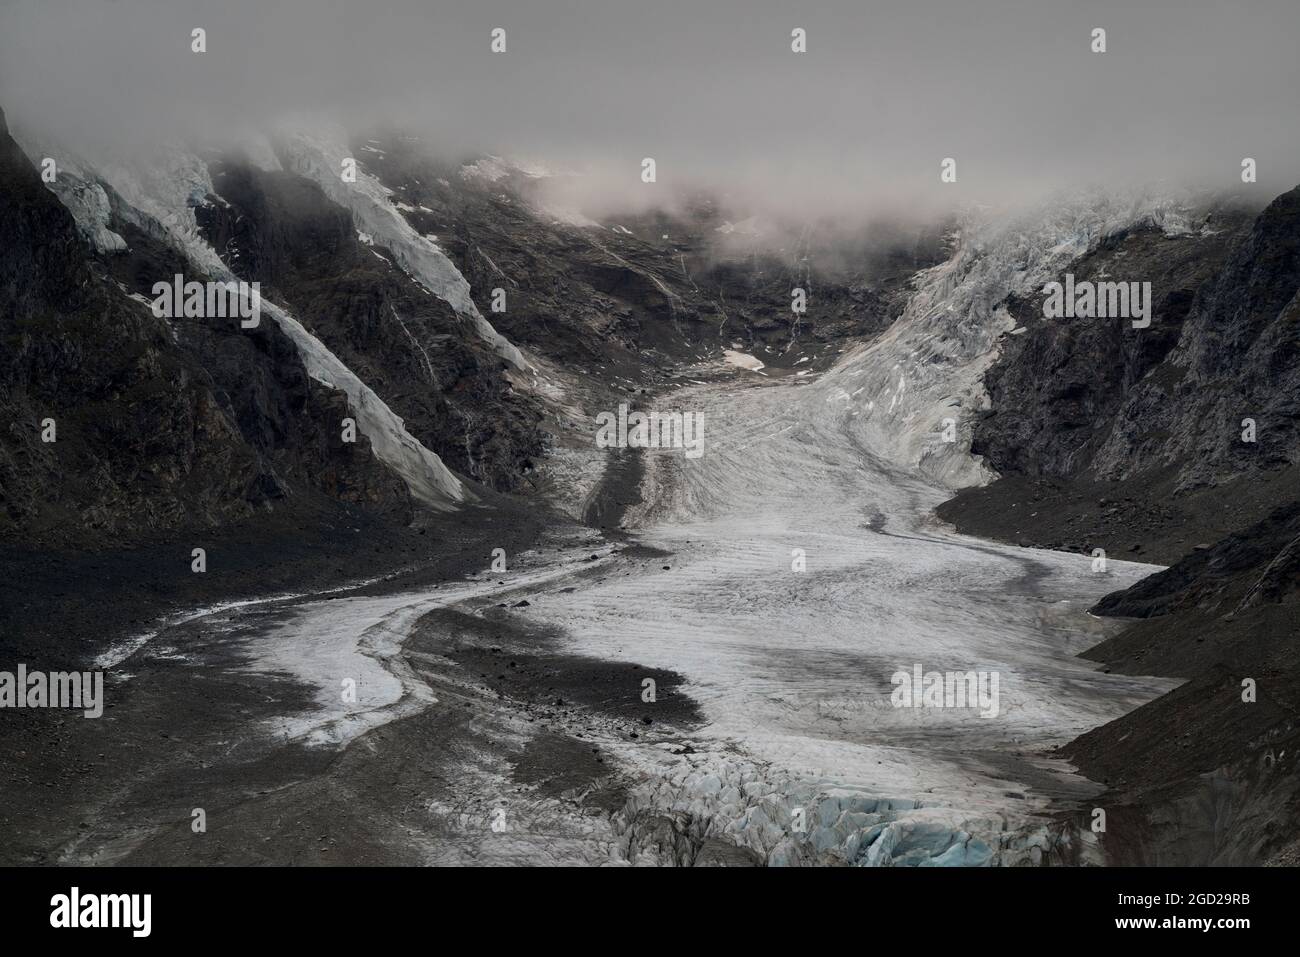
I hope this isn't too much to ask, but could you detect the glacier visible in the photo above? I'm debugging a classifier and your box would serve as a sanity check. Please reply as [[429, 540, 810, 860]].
[[29, 147, 1200, 864], [105, 190, 1185, 865]]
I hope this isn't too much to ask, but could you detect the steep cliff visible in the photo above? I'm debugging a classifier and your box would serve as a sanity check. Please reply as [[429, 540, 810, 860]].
[[1, 105, 409, 545]]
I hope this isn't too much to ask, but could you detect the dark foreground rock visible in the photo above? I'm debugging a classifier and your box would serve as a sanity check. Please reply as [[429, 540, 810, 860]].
[[1057, 500, 1300, 864]]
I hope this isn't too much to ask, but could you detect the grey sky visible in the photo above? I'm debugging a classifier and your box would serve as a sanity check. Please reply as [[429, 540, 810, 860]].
[[2, 0, 1298, 216]]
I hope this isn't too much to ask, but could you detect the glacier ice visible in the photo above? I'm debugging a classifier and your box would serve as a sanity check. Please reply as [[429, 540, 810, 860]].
[[511, 192, 1190, 865]]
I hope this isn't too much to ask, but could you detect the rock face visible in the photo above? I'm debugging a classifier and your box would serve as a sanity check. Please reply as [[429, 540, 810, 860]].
[[0, 105, 417, 545], [961, 186, 1300, 496], [938, 190, 1300, 561], [193, 158, 548, 496], [972, 217, 1252, 481], [1094, 187, 1300, 487], [1093, 499, 1300, 621]]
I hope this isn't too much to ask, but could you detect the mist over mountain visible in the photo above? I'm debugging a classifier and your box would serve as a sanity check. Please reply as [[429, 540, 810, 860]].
[[4, 0, 1300, 222]]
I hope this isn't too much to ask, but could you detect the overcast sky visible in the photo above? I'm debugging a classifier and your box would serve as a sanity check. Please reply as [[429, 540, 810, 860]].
[[2, 0, 1298, 216]]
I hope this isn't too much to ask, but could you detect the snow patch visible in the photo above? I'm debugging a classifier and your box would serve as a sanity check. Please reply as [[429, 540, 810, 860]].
[[724, 350, 766, 371]]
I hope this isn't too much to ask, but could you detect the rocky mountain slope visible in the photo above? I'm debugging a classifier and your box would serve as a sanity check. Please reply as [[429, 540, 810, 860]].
[[352, 135, 946, 379], [939, 189, 1300, 561], [1062, 498, 1300, 864], [196, 156, 548, 495], [0, 105, 413, 548], [934, 185, 1300, 863]]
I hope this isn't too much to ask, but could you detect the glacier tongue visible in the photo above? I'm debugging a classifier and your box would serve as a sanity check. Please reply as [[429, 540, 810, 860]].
[[268, 123, 529, 372], [61, 148, 467, 510]]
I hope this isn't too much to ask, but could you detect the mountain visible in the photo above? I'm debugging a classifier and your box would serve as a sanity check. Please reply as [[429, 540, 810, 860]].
[[0, 105, 414, 548], [5, 98, 1300, 864], [939, 189, 1300, 562]]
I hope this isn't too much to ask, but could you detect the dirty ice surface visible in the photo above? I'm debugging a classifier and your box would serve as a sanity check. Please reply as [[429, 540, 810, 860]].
[[515, 368, 1175, 865]]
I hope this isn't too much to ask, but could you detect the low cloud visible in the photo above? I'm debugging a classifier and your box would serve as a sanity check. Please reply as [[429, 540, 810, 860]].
[[3, 0, 1298, 221]]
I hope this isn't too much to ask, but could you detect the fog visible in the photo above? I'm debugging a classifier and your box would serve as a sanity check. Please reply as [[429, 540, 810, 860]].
[[3, 0, 1299, 219]]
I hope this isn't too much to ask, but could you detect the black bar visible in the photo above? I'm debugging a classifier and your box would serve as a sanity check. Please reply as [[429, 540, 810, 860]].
[[0, 866, 1278, 942]]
